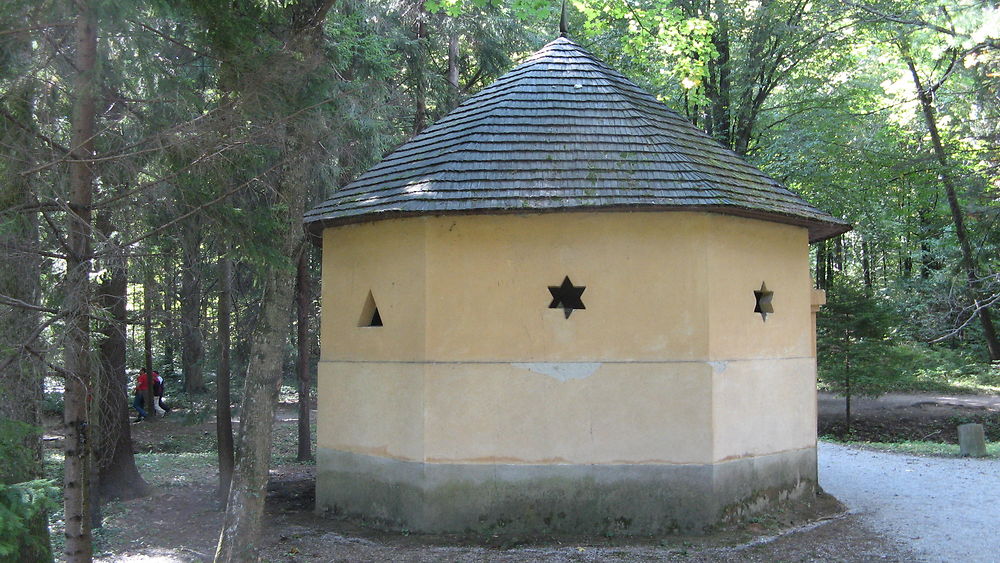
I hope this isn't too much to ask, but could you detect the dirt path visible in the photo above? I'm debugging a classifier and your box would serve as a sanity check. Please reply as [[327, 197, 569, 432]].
[[818, 391, 1000, 417], [89, 411, 918, 563], [819, 441, 1000, 563], [91, 398, 1000, 561], [818, 391, 1000, 443]]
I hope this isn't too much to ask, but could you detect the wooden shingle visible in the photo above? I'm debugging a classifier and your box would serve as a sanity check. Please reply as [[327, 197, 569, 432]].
[[304, 37, 850, 242]]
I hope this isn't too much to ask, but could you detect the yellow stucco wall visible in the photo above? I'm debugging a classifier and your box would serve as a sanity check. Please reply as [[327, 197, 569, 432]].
[[318, 211, 816, 466], [703, 217, 816, 461], [421, 213, 710, 361], [320, 218, 427, 362]]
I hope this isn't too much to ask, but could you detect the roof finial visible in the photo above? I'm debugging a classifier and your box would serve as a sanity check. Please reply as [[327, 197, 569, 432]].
[[559, 0, 568, 37]]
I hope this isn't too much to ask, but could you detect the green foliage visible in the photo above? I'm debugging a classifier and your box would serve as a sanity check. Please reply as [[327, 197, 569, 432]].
[[0, 420, 40, 484], [889, 347, 1000, 394], [818, 282, 906, 398], [135, 452, 218, 487], [818, 341, 1000, 395], [575, 0, 716, 101], [424, 0, 553, 22], [41, 391, 63, 417], [0, 480, 57, 559]]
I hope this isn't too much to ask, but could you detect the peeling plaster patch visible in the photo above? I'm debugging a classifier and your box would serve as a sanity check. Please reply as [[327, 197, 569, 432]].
[[709, 361, 728, 374], [513, 362, 601, 382]]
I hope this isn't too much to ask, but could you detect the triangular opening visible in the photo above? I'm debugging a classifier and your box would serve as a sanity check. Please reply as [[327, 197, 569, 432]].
[[359, 291, 383, 327]]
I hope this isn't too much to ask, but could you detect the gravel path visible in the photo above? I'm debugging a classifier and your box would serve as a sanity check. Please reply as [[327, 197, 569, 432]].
[[819, 441, 1000, 562]]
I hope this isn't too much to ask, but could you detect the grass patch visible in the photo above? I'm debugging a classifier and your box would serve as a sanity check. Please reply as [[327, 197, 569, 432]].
[[271, 420, 318, 465], [822, 437, 1000, 458], [135, 452, 218, 486], [148, 427, 218, 454], [892, 366, 1000, 395], [818, 365, 1000, 396], [818, 344, 1000, 396], [43, 449, 63, 482]]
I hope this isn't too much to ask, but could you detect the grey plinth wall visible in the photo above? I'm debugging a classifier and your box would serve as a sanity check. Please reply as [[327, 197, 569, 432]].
[[316, 447, 817, 535]]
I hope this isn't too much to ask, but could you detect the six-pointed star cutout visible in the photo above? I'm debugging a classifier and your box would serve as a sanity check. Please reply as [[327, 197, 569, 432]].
[[549, 276, 586, 318], [754, 282, 774, 321]]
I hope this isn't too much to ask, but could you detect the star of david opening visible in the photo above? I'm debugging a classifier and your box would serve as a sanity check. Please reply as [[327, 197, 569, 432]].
[[548, 276, 586, 319], [754, 282, 774, 322]]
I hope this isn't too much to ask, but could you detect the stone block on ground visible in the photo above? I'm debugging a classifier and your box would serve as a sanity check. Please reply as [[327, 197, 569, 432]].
[[958, 423, 987, 457]]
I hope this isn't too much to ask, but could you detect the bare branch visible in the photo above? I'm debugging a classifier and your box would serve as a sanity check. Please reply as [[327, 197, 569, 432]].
[[931, 291, 1000, 343], [104, 158, 288, 255], [0, 22, 73, 37], [845, 1, 958, 37], [0, 240, 67, 260], [0, 106, 71, 153], [40, 208, 74, 256], [126, 19, 221, 61], [0, 293, 60, 314], [0, 309, 66, 374], [26, 345, 76, 381], [91, 96, 339, 211]]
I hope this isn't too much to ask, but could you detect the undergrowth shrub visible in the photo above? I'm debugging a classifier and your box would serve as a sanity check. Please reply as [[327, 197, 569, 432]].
[[0, 480, 57, 560]]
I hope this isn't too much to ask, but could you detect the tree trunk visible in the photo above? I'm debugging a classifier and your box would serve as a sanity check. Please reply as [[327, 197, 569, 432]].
[[844, 352, 852, 434], [904, 50, 1000, 361], [815, 240, 827, 290], [706, 9, 731, 147], [861, 237, 872, 291], [210, 2, 333, 558], [143, 271, 152, 374], [214, 129, 309, 563], [181, 220, 206, 392], [163, 249, 177, 375], [834, 237, 844, 273], [64, 2, 97, 559], [143, 269, 155, 416], [94, 211, 149, 501], [217, 253, 235, 498], [296, 250, 312, 462], [411, 2, 428, 135], [446, 31, 460, 112], [214, 249, 303, 561], [0, 30, 52, 563], [0, 32, 43, 482]]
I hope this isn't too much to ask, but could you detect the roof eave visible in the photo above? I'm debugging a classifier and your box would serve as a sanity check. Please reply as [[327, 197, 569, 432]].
[[304, 205, 851, 246]]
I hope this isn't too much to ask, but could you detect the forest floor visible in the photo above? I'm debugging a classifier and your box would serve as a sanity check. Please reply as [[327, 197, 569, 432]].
[[43, 391, 998, 561]]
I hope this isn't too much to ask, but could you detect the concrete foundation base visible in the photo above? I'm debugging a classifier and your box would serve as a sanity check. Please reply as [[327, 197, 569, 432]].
[[316, 447, 816, 535]]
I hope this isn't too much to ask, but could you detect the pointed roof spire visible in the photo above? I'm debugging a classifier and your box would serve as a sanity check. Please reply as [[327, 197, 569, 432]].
[[559, 0, 568, 37]]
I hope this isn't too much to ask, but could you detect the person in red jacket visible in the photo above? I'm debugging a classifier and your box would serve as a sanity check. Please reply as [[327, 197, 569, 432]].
[[132, 369, 150, 422]]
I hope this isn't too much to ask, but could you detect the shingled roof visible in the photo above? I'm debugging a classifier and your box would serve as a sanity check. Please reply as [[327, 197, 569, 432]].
[[304, 37, 850, 243]]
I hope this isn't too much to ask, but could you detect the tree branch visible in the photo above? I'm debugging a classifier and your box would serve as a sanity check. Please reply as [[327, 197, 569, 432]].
[[103, 158, 288, 256], [0, 240, 67, 260], [0, 22, 73, 37], [0, 105, 71, 154], [126, 19, 221, 61], [845, 1, 957, 37], [0, 293, 60, 314], [40, 209, 73, 256]]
